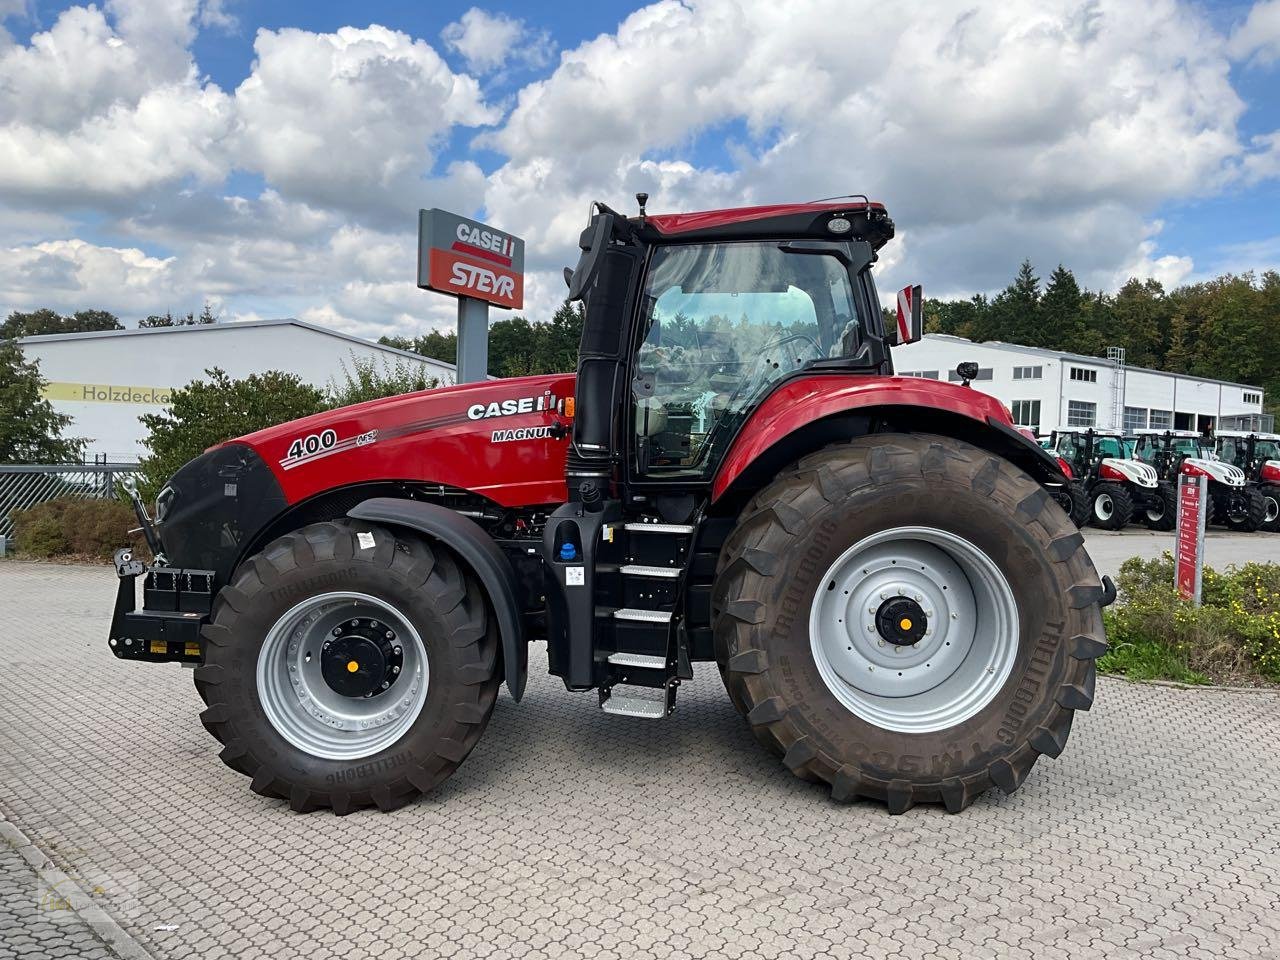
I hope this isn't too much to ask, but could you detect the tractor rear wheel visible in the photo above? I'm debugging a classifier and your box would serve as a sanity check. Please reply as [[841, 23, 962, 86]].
[[713, 434, 1106, 813], [1089, 483, 1133, 530], [1223, 488, 1267, 532], [194, 521, 500, 814], [1261, 484, 1280, 533], [1143, 484, 1177, 532]]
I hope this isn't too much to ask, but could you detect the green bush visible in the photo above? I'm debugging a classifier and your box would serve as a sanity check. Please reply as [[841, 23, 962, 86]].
[[138, 368, 327, 500], [1100, 554, 1280, 684], [12, 497, 147, 559], [327, 354, 441, 408]]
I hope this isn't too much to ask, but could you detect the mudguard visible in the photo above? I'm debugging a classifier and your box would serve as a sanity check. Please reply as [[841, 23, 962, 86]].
[[347, 497, 527, 701], [712, 374, 1066, 501]]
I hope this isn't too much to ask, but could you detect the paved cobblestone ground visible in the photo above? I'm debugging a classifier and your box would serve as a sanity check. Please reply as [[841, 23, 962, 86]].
[[0, 837, 115, 960], [1, 560, 1279, 960]]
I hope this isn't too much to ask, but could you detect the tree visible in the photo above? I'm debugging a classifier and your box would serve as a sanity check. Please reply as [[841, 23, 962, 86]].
[[0, 341, 84, 463], [1, 308, 122, 339], [139, 303, 218, 328], [138, 368, 327, 497], [1040, 266, 1087, 354], [985, 260, 1041, 346]]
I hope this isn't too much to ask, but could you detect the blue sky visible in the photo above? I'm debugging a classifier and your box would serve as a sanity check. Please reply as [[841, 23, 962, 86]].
[[1, 0, 1278, 337]]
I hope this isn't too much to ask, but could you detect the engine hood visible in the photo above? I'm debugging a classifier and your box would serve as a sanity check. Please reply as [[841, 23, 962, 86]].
[[224, 373, 577, 508], [1100, 458, 1159, 488], [1184, 457, 1246, 487]]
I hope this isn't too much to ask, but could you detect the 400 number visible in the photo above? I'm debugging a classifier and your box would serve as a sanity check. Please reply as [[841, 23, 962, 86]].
[[287, 429, 337, 460]]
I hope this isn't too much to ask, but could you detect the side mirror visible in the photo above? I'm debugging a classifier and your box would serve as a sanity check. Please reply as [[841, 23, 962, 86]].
[[566, 212, 612, 302], [888, 284, 923, 345]]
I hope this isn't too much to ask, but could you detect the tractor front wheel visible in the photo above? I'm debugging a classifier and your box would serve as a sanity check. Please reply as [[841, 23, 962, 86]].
[[1261, 484, 1280, 533], [1142, 484, 1177, 532], [194, 521, 499, 814], [1051, 482, 1089, 528], [1222, 488, 1267, 533], [1089, 483, 1133, 530], [713, 434, 1106, 813]]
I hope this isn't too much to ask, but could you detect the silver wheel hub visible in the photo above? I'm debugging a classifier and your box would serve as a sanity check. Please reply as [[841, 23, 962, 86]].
[[1095, 494, 1114, 520], [1266, 497, 1279, 524], [257, 592, 429, 760], [809, 527, 1019, 734]]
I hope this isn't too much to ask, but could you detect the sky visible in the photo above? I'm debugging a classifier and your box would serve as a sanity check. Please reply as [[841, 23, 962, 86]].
[[1, 0, 1279, 341]]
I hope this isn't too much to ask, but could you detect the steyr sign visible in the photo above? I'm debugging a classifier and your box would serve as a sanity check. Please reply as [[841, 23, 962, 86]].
[[417, 209, 525, 310]]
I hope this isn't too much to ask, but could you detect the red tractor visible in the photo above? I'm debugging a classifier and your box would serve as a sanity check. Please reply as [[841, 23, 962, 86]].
[[109, 197, 1111, 814]]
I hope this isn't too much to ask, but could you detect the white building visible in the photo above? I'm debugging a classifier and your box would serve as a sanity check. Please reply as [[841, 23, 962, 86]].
[[892, 334, 1266, 436], [18, 319, 455, 461]]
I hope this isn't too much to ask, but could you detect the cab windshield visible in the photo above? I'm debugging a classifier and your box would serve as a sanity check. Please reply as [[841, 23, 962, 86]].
[[634, 241, 864, 476], [1256, 440, 1280, 460], [1095, 437, 1125, 458]]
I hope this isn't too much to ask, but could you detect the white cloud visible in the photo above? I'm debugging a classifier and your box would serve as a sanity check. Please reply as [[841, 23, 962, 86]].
[[199, 0, 238, 33], [230, 25, 498, 227], [1229, 0, 1280, 64], [441, 7, 552, 74], [482, 0, 1253, 300], [0, 239, 176, 314]]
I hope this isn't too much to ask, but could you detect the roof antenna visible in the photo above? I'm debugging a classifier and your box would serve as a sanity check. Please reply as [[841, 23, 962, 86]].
[[636, 192, 649, 225]]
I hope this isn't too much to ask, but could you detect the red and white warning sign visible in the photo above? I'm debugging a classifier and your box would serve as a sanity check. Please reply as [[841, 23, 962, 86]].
[[417, 209, 525, 310]]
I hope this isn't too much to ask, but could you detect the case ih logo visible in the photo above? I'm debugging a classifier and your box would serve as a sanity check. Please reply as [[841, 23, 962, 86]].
[[418, 209, 524, 310]]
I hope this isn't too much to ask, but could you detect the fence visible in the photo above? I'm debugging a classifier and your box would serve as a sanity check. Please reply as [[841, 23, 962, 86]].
[[0, 462, 143, 541]]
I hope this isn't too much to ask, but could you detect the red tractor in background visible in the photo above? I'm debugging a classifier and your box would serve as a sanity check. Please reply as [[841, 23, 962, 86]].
[[109, 197, 1111, 815]]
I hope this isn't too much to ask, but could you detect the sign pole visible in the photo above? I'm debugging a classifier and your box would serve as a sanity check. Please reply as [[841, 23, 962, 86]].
[[1175, 471, 1206, 605], [456, 296, 489, 384]]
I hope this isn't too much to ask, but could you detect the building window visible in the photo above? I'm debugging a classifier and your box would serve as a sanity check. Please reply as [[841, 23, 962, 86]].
[[1011, 400, 1041, 429], [1244, 391, 1262, 405], [1149, 409, 1172, 429], [1069, 367, 1098, 383], [899, 370, 939, 379], [1012, 365, 1043, 380], [1067, 400, 1096, 427], [947, 367, 993, 382], [1123, 406, 1147, 432]]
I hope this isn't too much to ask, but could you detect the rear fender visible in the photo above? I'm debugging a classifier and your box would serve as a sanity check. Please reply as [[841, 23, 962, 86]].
[[347, 497, 527, 701], [712, 376, 1067, 505]]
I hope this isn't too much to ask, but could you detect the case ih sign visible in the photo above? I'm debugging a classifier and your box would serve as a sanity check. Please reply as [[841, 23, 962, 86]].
[[417, 208, 525, 310]]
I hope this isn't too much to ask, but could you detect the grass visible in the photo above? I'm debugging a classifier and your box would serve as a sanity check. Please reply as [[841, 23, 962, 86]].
[[1097, 635, 1210, 685]]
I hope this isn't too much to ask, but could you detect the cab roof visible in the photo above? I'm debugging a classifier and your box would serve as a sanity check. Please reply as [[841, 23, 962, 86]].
[[640, 200, 894, 248], [1217, 430, 1280, 440]]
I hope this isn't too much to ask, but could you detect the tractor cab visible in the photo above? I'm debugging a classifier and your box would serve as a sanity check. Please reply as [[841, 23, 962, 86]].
[[1134, 429, 1263, 530]]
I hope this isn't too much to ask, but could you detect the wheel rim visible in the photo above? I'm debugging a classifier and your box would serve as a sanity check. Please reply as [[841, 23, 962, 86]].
[[1147, 501, 1164, 522], [808, 526, 1020, 734], [256, 592, 430, 760], [1266, 496, 1279, 524], [1095, 494, 1114, 521]]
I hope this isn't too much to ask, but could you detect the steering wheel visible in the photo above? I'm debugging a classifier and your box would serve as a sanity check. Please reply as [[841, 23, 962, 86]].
[[719, 333, 822, 413]]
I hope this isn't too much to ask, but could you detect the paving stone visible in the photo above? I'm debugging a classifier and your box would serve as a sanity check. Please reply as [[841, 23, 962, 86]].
[[0, 561, 1278, 960]]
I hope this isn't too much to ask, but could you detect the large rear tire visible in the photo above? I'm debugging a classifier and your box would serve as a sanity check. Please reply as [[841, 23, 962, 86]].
[[1051, 482, 1089, 528], [194, 520, 500, 814], [1089, 483, 1133, 530], [712, 434, 1106, 813]]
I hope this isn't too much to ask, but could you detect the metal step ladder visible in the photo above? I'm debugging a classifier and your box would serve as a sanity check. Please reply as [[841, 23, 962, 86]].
[[597, 519, 693, 719]]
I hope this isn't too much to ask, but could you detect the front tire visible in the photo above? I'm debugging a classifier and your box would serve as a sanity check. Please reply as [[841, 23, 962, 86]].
[[1143, 484, 1177, 531], [1260, 484, 1280, 533], [194, 521, 500, 813], [1051, 482, 1089, 528], [712, 435, 1106, 813], [1223, 488, 1267, 533], [1089, 483, 1133, 530]]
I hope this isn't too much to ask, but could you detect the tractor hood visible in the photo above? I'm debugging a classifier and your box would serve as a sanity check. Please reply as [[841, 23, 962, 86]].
[[1100, 458, 1159, 488], [226, 373, 577, 508], [1184, 457, 1246, 487]]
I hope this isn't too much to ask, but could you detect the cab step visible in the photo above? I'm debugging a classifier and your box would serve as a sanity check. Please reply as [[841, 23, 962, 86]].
[[618, 564, 680, 579], [600, 682, 676, 719], [612, 607, 671, 623], [607, 652, 668, 669], [623, 522, 695, 534]]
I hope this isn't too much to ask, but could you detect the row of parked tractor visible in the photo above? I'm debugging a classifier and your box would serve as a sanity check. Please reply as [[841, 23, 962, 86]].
[[1042, 429, 1280, 532]]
